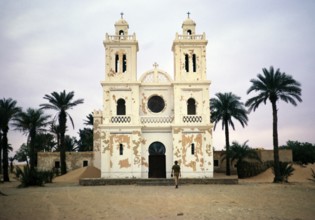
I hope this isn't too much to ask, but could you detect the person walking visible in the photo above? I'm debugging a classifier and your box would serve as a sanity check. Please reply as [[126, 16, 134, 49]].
[[171, 161, 181, 188]]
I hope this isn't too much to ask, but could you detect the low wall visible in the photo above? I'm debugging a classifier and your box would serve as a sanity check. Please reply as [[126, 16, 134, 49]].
[[37, 152, 94, 171]]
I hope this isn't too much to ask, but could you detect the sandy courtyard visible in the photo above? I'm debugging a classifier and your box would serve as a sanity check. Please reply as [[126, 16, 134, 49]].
[[1, 165, 315, 220]]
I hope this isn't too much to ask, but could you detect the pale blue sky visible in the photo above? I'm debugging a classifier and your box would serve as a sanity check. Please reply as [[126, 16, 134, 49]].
[[1, 0, 314, 154]]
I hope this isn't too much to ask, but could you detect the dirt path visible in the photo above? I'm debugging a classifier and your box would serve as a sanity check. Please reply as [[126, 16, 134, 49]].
[[1, 180, 314, 220]]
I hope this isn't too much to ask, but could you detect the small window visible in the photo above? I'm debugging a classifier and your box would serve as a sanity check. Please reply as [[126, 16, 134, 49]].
[[187, 98, 196, 115], [191, 143, 195, 155], [214, 160, 219, 167], [119, 144, 124, 155], [55, 161, 60, 168], [187, 30, 192, 35], [83, 160, 88, 167], [185, 54, 189, 72], [117, 99, 126, 115], [192, 54, 197, 72]]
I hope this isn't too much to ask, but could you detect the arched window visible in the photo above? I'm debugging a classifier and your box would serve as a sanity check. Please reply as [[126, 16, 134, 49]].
[[115, 54, 119, 73], [191, 143, 195, 155], [187, 30, 192, 35], [122, 54, 127, 72], [119, 144, 124, 155], [117, 99, 126, 115], [192, 54, 197, 72], [187, 98, 196, 115], [185, 54, 189, 72], [119, 30, 124, 39]]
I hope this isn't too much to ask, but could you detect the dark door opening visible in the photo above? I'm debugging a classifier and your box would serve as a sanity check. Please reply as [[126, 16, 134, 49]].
[[148, 141, 166, 178]]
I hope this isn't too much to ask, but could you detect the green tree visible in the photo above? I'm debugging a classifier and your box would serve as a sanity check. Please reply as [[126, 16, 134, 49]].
[[246, 66, 302, 183], [64, 135, 78, 151], [226, 141, 261, 177], [77, 128, 93, 151], [13, 108, 50, 171], [35, 133, 57, 152], [280, 140, 315, 164], [84, 113, 93, 126], [40, 90, 84, 174], [15, 143, 29, 164], [0, 98, 21, 181], [210, 92, 248, 175]]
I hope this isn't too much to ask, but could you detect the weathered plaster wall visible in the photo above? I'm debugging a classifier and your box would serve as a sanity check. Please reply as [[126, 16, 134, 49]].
[[213, 149, 293, 173], [173, 127, 213, 178], [37, 152, 93, 171]]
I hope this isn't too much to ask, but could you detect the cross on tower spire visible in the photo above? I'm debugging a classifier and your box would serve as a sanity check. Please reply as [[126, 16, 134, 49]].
[[187, 12, 190, 18], [120, 12, 124, 19], [153, 62, 159, 69]]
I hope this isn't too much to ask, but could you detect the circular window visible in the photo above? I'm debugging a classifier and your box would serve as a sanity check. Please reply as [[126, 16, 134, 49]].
[[147, 95, 165, 113]]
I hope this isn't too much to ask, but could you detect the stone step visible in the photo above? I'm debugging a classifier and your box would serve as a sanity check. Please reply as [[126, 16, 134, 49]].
[[136, 179, 173, 186]]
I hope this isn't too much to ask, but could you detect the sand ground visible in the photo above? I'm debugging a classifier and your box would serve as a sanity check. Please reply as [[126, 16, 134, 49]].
[[1, 164, 315, 220]]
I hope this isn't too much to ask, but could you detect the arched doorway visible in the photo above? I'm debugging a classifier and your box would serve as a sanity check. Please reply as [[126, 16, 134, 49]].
[[148, 142, 166, 178]]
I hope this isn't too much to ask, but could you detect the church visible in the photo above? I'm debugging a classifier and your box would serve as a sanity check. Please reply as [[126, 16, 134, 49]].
[[92, 14, 213, 179]]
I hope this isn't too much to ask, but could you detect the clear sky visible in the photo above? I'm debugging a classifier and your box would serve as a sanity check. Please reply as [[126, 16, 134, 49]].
[[1, 0, 314, 155]]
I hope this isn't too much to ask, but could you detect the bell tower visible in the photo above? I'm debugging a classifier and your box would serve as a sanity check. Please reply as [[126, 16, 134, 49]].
[[103, 13, 138, 82], [172, 13, 208, 81]]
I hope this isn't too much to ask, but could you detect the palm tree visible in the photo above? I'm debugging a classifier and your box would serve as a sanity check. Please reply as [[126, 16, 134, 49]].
[[246, 66, 302, 183], [210, 92, 248, 175], [226, 141, 261, 177], [0, 98, 21, 182], [84, 113, 94, 126], [40, 90, 84, 174], [13, 108, 50, 171]]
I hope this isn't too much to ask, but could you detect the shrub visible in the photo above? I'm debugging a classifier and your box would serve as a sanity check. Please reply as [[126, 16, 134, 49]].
[[237, 160, 273, 178], [310, 168, 315, 182], [15, 166, 55, 187], [273, 162, 295, 183]]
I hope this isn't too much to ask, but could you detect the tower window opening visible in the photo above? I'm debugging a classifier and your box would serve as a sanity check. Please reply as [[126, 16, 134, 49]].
[[192, 54, 197, 72], [187, 30, 192, 35], [115, 54, 120, 73], [185, 54, 189, 72], [117, 99, 126, 115], [123, 54, 127, 72], [191, 143, 195, 155], [187, 98, 196, 115], [119, 30, 124, 39], [119, 144, 124, 155]]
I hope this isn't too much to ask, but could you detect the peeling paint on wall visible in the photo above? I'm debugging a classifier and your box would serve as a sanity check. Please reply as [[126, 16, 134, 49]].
[[119, 158, 131, 168]]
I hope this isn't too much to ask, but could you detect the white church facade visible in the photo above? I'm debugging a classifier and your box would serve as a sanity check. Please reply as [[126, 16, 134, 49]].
[[93, 15, 213, 179]]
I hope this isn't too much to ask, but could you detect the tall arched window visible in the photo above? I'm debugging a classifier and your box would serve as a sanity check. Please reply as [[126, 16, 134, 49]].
[[185, 54, 189, 72], [187, 30, 192, 35], [191, 143, 195, 155], [117, 99, 126, 115], [119, 144, 124, 155], [192, 54, 197, 72], [122, 54, 127, 72], [187, 98, 196, 115], [115, 54, 119, 73]]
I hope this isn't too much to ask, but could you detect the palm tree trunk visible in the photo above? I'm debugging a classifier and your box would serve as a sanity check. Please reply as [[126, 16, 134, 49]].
[[0, 132, 2, 175], [272, 101, 281, 183], [2, 129, 10, 182], [59, 111, 67, 175], [224, 120, 231, 176], [29, 130, 36, 171]]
